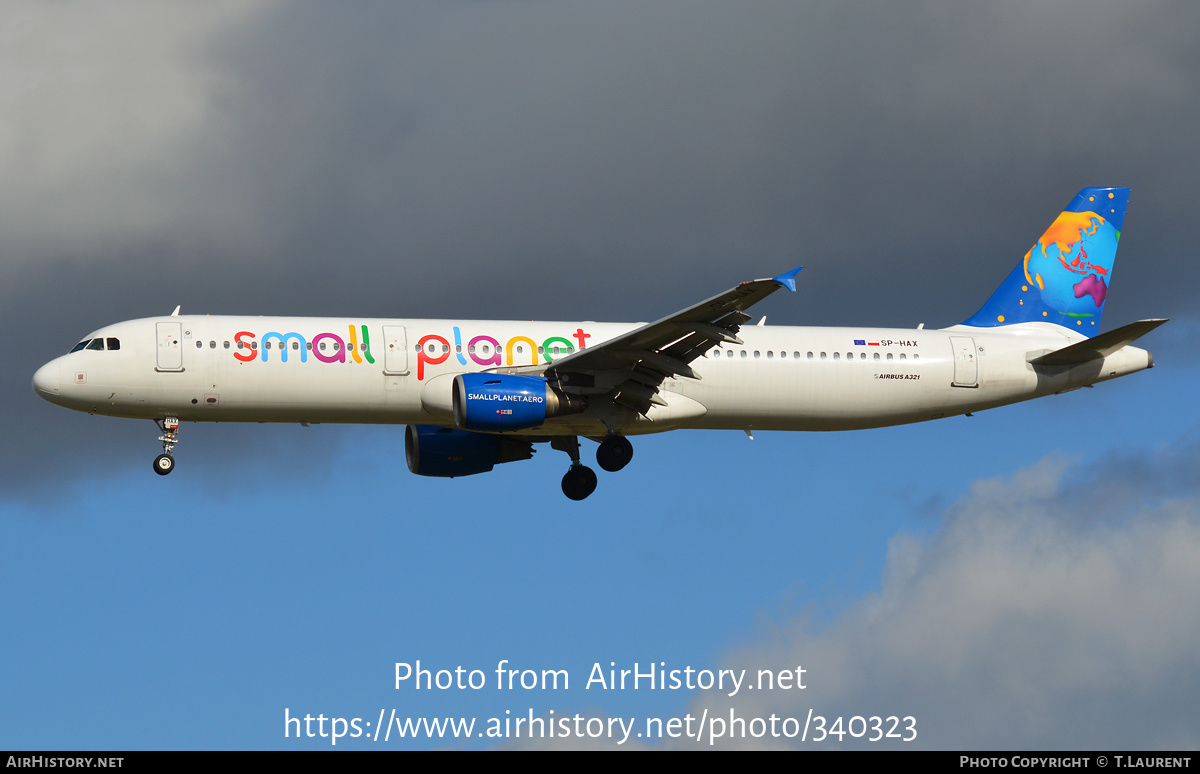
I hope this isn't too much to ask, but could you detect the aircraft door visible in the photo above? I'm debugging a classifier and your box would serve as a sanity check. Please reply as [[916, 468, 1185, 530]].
[[949, 336, 978, 387], [383, 325, 409, 375], [156, 322, 184, 371]]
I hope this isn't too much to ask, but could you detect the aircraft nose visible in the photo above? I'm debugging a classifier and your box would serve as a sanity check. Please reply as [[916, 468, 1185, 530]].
[[32, 361, 61, 402]]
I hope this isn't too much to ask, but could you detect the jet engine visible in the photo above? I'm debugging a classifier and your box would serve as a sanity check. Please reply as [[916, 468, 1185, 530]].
[[404, 425, 534, 478], [452, 373, 585, 432]]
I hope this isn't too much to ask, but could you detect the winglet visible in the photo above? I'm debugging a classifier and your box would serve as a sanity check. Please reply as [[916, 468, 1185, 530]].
[[772, 266, 802, 293]]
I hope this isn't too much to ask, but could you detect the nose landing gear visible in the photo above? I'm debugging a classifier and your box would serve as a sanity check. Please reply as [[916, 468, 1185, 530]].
[[153, 454, 175, 475], [153, 417, 179, 476]]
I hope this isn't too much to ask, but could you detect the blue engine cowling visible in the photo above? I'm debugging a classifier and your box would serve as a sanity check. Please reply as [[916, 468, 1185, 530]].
[[453, 373, 553, 432], [405, 425, 533, 478]]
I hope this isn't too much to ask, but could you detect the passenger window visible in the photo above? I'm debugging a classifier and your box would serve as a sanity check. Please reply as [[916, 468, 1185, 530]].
[[224, 341, 230, 349], [820, 352, 826, 360], [238, 341, 244, 349], [860, 353, 866, 360], [740, 350, 747, 359], [107, 338, 121, 351], [70, 340, 90, 353], [846, 352, 852, 360], [767, 351, 774, 359], [196, 341, 203, 349], [873, 352, 880, 361], [754, 351, 760, 359], [292, 342, 299, 350], [887, 353, 893, 360], [86, 339, 104, 351], [264, 341, 272, 349], [913, 354, 919, 360], [807, 352, 813, 360], [305, 342, 311, 350], [727, 350, 733, 358], [833, 352, 840, 360], [209, 341, 216, 349], [252, 341, 258, 350], [900, 353, 907, 360]]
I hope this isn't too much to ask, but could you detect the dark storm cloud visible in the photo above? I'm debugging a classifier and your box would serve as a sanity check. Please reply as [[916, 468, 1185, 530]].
[[200, 1, 1200, 322], [4, 1, 1198, 494]]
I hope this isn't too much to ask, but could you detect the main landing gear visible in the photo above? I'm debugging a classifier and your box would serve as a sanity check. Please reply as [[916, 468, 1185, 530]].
[[561, 464, 598, 502], [552, 434, 634, 500], [153, 417, 179, 476], [552, 436, 595, 501], [596, 435, 633, 472]]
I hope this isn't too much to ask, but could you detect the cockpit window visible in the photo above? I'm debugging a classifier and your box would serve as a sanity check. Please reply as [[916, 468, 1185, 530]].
[[70, 340, 90, 353], [86, 339, 105, 351], [106, 338, 120, 351]]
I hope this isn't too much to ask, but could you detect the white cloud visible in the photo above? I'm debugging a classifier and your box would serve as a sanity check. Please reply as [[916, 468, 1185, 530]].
[[678, 453, 1200, 749]]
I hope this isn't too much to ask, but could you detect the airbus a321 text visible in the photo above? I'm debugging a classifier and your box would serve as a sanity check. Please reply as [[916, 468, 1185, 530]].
[[34, 188, 1165, 500]]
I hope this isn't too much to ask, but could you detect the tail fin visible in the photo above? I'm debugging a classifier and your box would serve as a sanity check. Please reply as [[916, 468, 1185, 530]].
[[962, 187, 1130, 333]]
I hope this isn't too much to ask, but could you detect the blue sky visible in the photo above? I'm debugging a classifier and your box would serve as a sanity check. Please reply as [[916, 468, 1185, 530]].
[[3, 1, 1199, 750], [6, 331, 1195, 749]]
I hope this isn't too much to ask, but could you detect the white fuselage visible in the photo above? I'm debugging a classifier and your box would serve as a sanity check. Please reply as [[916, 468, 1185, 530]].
[[32, 315, 1154, 436]]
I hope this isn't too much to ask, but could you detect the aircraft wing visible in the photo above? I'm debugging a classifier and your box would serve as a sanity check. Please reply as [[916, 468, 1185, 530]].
[[507, 267, 801, 415]]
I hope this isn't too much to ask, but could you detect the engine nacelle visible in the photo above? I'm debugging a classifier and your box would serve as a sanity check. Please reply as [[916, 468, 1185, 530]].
[[453, 373, 584, 432], [405, 425, 533, 478]]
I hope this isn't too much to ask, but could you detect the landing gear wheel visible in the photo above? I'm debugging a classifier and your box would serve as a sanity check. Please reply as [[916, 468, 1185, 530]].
[[153, 453, 175, 476], [561, 465, 598, 501], [154, 417, 180, 476], [596, 435, 634, 472]]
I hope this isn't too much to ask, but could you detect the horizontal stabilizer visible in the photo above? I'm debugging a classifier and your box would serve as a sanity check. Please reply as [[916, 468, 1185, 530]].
[[1029, 319, 1168, 366]]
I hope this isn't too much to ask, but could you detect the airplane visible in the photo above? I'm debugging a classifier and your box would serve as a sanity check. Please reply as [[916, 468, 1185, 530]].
[[32, 187, 1165, 500]]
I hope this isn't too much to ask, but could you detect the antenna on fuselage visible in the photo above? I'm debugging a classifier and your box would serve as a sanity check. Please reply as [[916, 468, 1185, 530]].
[[171, 306, 181, 316]]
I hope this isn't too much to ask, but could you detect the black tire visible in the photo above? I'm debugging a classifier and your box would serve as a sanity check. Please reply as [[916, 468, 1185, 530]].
[[561, 465, 598, 501], [596, 435, 634, 472], [153, 454, 175, 476]]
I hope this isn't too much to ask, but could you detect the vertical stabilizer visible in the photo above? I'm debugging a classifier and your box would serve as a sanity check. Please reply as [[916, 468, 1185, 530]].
[[962, 187, 1129, 333]]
